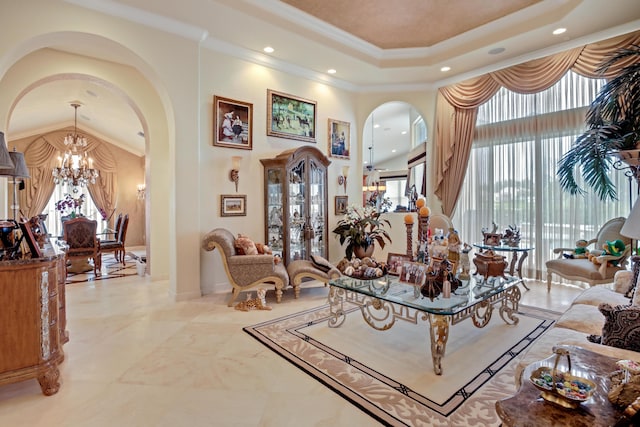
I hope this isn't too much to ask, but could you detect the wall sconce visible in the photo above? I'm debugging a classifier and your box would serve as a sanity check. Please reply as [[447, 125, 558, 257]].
[[338, 165, 349, 193], [230, 156, 241, 192], [137, 184, 146, 200]]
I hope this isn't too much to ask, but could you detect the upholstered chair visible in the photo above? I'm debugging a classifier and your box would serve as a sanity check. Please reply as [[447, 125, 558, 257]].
[[100, 214, 128, 265], [201, 228, 289, 306], [62, 217, 101, 277], [546, 217, 631, 291]]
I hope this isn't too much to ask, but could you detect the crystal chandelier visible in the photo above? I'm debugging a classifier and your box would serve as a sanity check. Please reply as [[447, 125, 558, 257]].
[[52, 103, 99, 187]]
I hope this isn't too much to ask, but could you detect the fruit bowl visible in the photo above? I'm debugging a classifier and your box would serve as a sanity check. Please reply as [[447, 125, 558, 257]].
[[529, 347, 596, 408]]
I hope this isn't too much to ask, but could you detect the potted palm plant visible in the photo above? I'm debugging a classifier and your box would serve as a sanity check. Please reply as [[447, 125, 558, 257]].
[[558, 45, 640, 201], [332, 205, 392, 260]]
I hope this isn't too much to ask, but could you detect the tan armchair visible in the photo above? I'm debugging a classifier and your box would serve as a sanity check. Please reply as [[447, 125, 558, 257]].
[[201, 228, 289, 306], [546, 217, 631, 291]]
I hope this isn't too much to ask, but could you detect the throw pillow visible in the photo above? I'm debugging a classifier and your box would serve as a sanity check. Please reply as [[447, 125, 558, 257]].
[[595, 303, 640, 352], [235, 234, 258, 255], [310, 254, 333, 273], [625, 257, 640, 299]]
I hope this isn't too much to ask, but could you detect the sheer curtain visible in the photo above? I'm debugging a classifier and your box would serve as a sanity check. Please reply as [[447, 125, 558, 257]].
[[452, 71, 633, 279]]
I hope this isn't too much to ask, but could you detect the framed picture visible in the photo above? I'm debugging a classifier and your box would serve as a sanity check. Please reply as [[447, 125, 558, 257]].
[[19, 221, 43, 258], [220, 194, 247, 217], [213, 95, 253, 150], [386, 253, 412, 276], [398, 261, 428, 285], [328, 118, 350, 159], [483, 233, 502, 246], [335, 195, 348, 215], [267, 89, 316, 143]]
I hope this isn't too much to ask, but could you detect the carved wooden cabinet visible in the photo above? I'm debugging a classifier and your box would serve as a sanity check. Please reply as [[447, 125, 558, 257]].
[[0, 249, 66, 395], [261, 146, 331, 265]]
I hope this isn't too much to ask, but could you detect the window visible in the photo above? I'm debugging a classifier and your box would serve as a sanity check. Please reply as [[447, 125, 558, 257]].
[[384, 178, 409, 211], [452, 71, 631, 279], [44, 184, 108, 237]]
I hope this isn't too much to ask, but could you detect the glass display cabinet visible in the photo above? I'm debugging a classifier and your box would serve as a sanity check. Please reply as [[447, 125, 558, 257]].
[[260, 146, 331, 266]]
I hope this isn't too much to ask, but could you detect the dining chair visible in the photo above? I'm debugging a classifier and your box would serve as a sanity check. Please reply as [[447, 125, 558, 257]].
[[62, 217, 101, 277], [100, 213, 129, 265]]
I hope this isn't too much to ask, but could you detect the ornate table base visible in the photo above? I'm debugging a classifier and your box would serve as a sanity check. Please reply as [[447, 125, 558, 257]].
[[328, 284, 521, 375]]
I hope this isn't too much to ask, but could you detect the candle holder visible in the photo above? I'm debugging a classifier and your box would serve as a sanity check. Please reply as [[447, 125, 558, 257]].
[[405, 222, 413, 258]]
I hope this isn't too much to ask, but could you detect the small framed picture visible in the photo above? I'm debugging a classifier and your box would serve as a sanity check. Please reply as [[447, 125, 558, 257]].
[[483, 233, 502, 246], [213, 95, 253, 150], [398, 261, 427, 285], [220, 194, 247, 217], [267, 89, 316, 143], [328, 118, 350, 159], [19, 221, 43, 258], [335, 195, 348, 215], [386, 253, 412, 276]]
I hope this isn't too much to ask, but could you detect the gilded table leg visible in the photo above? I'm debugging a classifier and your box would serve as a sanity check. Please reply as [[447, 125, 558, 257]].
[[427, 314, 450, 375], [516, 251, 530, 290], [328, 287, 346, 328], [499, 285, 521, 325]]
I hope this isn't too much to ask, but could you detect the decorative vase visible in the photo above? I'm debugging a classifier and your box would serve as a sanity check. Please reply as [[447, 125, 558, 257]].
[[353, 244, 375, 259]]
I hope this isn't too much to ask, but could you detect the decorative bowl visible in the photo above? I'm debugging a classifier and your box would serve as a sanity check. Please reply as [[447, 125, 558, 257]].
[[529, 347, 596, 408]]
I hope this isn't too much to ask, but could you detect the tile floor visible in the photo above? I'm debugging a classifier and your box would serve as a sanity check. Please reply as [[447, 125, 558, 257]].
[[0, 270, 587, 426]]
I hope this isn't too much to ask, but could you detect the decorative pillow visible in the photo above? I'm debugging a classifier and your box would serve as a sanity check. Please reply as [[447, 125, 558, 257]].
[[589, 303, 640, 352], [625, 257, 640, 299], [255, 243, 273, 255], [633, 283, 640, 307], [310, 254, 333, 273], [235, 234, 258, 255]]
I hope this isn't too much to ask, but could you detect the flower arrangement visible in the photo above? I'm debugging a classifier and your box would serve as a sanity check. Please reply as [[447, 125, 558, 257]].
[[332, 205, 392, 259], [55, 193, 86, 217]]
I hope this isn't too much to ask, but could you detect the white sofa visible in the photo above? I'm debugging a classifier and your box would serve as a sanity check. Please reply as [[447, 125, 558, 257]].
[[515, 272, 640, 386]]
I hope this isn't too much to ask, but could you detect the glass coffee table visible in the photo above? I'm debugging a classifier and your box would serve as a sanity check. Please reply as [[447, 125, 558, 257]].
[[327, 274, 522, 375]]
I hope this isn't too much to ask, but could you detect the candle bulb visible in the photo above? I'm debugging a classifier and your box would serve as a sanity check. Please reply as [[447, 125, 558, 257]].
[[404, 214, 414, 225]]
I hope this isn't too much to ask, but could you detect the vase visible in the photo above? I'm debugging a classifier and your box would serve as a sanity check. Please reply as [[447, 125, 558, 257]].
[[353, 245, 375, 259]]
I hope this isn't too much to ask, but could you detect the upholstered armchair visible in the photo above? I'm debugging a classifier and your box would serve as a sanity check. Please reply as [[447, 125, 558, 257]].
[[201, 228, 289, 306], [546, 217, 631, 291], [62, 217, 101, 277]]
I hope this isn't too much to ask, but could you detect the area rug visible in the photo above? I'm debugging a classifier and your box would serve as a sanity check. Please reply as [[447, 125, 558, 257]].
[[244, 303, 558, 427], [66, 256, 137, 284]]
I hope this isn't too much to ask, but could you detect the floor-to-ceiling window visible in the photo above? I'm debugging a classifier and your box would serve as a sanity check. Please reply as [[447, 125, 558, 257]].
[[452, 71, 633, 279]]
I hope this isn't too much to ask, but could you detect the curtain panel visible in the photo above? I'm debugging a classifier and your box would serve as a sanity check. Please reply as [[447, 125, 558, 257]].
[[434, 30, 640, 216], [20, 130, 118, 221]]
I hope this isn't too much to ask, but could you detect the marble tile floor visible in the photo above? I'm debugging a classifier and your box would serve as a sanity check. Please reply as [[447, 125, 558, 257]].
[[0, 276, 587, 426]]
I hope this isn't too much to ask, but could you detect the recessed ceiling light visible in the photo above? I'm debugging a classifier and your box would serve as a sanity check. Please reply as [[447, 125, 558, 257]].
[[488, 47, 505, 55], [401, 131, 407, 135], [374, 124, 380, 128], [327, 69, 336, 74], [391, 149, 397, 153], [553, 28, 566, 35], [364, 160, 368, 164], [440, 66, 451, 72], [263, 46, 274, 53]]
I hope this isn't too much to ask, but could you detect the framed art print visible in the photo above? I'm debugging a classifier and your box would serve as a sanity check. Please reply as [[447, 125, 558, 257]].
[[328, 118, 350, 159], [335, 195, 348, 215], [220, 194, 247, 217], [386, 253, 412, 276], [267, 89, 316, 143], [213, 95, 253, 150]]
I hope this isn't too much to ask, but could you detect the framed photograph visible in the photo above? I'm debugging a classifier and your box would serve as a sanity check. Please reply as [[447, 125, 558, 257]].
[[19, 221, 43, 258], [398, 261, 428, 285], [220, 194, 247, 217], [267, 89, 316, 143], [483, 233, 502, 246], [213, 95, 253, 150], [335, 195, 348, 215], [386, 253, 412, 276], [328, 118, 350, 159]]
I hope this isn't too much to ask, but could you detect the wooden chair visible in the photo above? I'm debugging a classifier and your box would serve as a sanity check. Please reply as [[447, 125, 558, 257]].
[[546, 217, 632, 291], [62, 217, 101, 276], [100, 214, 129, 265]]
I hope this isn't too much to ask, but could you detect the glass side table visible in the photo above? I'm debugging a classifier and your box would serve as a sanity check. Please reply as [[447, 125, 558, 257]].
[[473, 243, 533, 290]]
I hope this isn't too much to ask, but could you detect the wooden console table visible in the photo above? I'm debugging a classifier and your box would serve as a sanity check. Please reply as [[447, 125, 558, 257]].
[[496, 345, 624, 426], [0, 242, 67, 395]]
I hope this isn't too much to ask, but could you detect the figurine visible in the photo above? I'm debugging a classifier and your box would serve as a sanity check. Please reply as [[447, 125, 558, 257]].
[[459, 243, 472, 280]]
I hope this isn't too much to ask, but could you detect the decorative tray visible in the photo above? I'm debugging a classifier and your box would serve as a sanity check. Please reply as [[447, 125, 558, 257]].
[[529, 347, 596, 408]]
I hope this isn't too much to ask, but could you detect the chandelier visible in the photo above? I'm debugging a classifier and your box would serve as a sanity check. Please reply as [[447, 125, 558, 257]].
[[52, 103, 99, 188]]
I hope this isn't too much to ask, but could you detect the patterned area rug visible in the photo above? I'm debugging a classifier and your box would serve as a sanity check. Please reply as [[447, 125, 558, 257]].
[[244, 304, 558, 427], [65, 252, 139, 284]]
